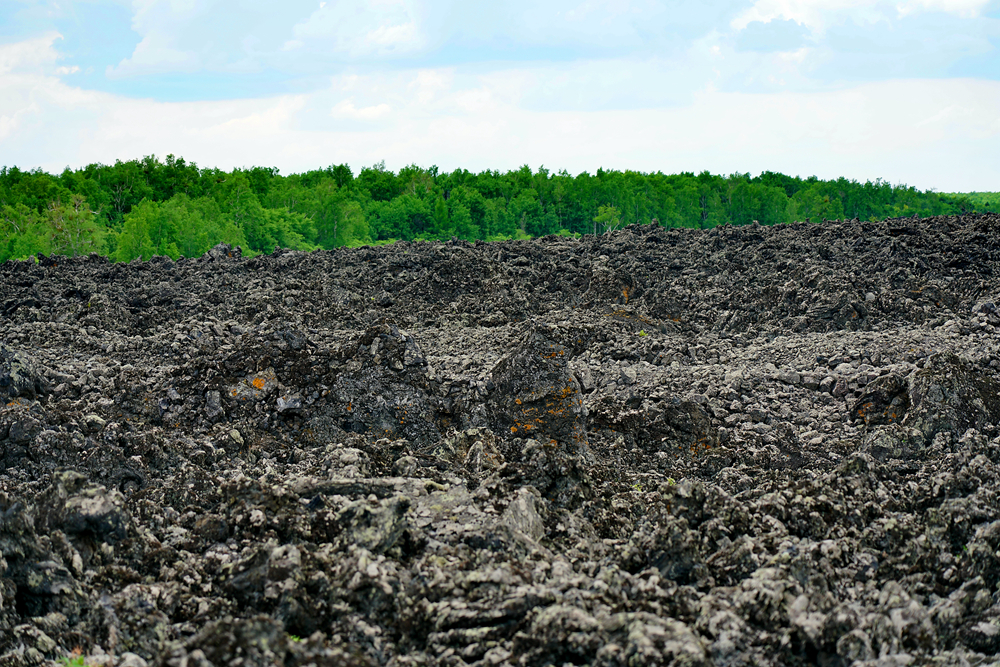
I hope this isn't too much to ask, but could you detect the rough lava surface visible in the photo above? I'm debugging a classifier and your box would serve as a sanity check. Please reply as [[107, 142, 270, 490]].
[[2, 215, 1000, 666]]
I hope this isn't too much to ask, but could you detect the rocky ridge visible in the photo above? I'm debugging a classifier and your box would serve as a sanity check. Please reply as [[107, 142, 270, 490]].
[[1, 214, 1000, 666]]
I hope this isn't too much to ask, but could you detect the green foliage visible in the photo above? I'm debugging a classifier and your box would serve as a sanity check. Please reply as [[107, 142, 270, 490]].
[[941, 192, 1000, 213], [0, 203, 47, 261], [46, 196, 106, 257], [114, 194, 249, 261], [0, 155, 986, 264], [593, 204, 622, 235], [59, 654, 87, 667]]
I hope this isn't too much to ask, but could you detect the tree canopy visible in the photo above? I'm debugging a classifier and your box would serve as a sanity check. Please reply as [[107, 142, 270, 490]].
[[0, 155, 990, 263]]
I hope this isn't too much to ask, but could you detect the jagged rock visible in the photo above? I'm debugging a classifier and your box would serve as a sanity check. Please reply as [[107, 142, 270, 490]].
[[425, 427, 504, 481], [501, 486, 545, 542], [486, 322, 588, 455], [1, 214, 1000, 665], [159, 615, 288, 667], [82, 414, 107, 432], [36, 471, 129, 546], [860, 424, 926, 461], [0, 345, 46, 400], [852, 374, 909, 426], [275, 394, 302, 413], [336, 496, 409, 554], [205, 390, 223, 420], [319, 320, 442, 446], [905, 352, 1000, 442]]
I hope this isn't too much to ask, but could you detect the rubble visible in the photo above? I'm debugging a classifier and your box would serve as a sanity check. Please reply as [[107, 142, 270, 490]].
[[2, 214, 1000, 665]]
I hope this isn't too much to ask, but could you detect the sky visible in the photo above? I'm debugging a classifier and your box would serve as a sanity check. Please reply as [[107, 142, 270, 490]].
[[1, 0, 999, 191]]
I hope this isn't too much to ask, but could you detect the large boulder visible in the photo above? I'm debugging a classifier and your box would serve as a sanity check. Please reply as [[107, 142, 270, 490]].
[[35, 471, 131, 557], [852, 354, 1000, 446], [486, 322, 588, 457], [0, 344, 47, 400], [904, 353, 1000, 442], [318, 321, 443, 447]]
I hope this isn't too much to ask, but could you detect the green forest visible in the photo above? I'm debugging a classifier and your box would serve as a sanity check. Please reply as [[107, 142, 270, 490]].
[[0, 155, 994, 263]]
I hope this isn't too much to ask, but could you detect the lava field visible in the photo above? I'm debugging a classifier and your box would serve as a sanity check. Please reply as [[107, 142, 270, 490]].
[[2, 215, 1000, 667]]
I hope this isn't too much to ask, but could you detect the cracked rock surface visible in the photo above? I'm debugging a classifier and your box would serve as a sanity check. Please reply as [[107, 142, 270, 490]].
[[2, 214, 1000, 666]]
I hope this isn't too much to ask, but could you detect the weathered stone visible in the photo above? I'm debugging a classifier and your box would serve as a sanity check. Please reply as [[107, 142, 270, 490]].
[[0, 345, 46, 399], [317, 320, 442, 446], [83, 414, 107, 432], [486, 323, 588, 456], [501, 486, 545, 542], [851, 374, 909, 427], [903, 352, 1000, 443], [36, 471, 129, 545], [275, 394, 302, 413], [1, 214, 1000, 666], [205, 390, 223, 420]]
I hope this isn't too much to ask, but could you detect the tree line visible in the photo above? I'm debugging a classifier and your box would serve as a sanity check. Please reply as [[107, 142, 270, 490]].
[[0, 154, 992, 263]]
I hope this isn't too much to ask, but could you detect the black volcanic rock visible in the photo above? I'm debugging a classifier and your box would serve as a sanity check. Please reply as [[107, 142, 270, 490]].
[[486, 322, 588, 456], [2, 214, 1000, 665]]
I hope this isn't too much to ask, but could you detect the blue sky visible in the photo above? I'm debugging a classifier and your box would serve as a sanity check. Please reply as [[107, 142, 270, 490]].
[[1, 0, 999, 190]]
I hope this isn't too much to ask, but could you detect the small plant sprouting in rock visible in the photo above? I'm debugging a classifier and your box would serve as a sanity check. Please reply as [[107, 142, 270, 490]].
[[631, 482, 643, 493], [638, 329, 648, 336], [666, 477, 677, 486], [59, 650, 87, 667], [289, 634, 303, 643]]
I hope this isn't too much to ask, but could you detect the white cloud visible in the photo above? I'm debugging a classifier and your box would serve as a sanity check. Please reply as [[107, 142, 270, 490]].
[[0, 32, 62, 75], [108, 30, 199, 77], [409, 69, 453, 104], [107, 0, 218, 77], [731, 0, 989, 32], [289, 0, 425, 57], [896, 0, 991, 17], [732, 0, 884, 32], [365, 21, 420, 51], [331, 100, 392, 120], [2, 33, 999, 192]]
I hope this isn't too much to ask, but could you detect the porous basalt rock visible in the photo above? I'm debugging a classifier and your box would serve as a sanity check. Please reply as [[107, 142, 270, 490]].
[[486, 322, 589, 456], [2, 214, 1000, 665]]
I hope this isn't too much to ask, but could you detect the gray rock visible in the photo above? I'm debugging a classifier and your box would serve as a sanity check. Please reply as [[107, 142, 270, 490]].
[[275, 394, 302, 413], [3, 213, 1000, 666], [837, 629, 874, 662], [486, 322, 588, 456], [83, 414, 106, 432], [502, 486, 545, 542], [315, 321, 442, 446], [118, 653, 149, 667], [0, 344, 47, 399], [572, 363, 594, 392], [205, 390, 223, 419], [391, 455, 419, 476], [777, 370, 800, 385], [904, 352, 1000, 443], [8, 415, 41, 443], [37, 470, 129, 545]]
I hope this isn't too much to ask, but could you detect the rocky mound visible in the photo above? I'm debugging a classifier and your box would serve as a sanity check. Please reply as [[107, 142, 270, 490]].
[[2, 214, 1000, 667]]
